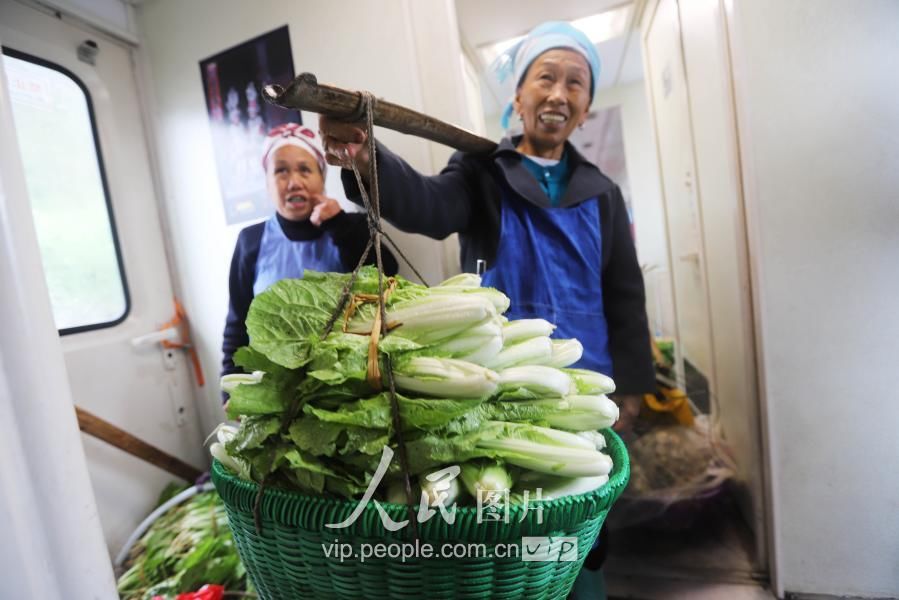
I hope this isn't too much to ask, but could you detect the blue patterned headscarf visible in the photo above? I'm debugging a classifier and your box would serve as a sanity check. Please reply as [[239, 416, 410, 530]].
[[491, 21, 601, 130]]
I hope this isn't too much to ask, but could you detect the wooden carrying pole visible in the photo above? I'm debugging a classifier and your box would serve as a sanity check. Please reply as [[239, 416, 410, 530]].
[[262, 73, 498, 155], [75, 406, 202, 482]]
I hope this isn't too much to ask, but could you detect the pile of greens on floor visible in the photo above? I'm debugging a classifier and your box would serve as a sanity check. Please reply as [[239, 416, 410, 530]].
[[213, 268, 619, 505], [117, 483, 252, 599]]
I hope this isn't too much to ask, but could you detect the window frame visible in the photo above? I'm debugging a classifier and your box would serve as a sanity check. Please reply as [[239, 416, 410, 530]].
[[2, 46, 131, 335]]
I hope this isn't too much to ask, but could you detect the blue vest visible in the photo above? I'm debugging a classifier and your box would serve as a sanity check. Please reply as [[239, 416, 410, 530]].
[[481, 191, 613, 376], [252, 216, 344, 296]]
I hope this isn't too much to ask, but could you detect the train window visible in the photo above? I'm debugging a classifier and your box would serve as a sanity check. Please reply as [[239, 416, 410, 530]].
[[2, 48, 129, 334]]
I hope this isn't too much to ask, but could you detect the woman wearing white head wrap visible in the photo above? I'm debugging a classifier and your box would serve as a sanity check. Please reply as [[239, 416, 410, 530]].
[[221, 123, 397, 379]]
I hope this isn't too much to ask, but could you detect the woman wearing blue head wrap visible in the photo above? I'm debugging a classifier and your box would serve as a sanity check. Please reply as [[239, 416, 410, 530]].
[[321, 17, 652, 419], [493, 21, 603, 133], [321, 20, 652, 598], [322, 11, 652, 523]]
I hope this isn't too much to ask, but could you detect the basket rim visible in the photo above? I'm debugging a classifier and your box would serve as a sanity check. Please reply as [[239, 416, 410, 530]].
[[212, 428, 629, 538]]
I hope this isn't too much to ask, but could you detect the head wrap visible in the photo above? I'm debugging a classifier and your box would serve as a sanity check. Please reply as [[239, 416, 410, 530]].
[[261, 123, 327, 179], [491, 21, 601, 130]]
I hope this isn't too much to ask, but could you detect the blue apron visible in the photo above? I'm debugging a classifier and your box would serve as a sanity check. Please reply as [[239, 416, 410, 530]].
[[252, 216, 344, 296], [481, 191, 613, 376]]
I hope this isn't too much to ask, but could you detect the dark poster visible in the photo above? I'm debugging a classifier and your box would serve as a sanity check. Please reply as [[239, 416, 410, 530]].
[[200, 25, 300, 224]]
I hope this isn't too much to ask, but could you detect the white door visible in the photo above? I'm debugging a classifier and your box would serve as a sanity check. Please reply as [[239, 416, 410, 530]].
[[642, 0, 769, 584], [0, 1, 206, 554], [644, 0, 716, 392]]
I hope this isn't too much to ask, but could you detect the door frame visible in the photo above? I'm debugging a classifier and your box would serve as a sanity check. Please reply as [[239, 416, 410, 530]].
[[640, 0, 779, 594], [1, 0, 209, 555], [0, 25, 118, 600]]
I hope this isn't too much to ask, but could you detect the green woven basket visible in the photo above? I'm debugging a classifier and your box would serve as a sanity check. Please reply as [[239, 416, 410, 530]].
[[212, 429, 629, 600]]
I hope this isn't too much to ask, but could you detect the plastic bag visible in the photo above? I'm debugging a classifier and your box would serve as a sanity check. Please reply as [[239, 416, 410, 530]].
[[608, 415, 736, 530]]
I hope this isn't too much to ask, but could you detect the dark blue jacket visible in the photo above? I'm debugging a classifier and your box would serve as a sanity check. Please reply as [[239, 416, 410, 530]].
[[341, 137, 654, 395]]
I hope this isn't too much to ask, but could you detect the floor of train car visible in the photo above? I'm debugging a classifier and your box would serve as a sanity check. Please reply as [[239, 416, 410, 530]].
[[604, 486, 769, 599]]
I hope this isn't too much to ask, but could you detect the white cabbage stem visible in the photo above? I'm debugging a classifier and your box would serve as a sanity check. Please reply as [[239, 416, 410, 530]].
[[502, 319, 556, 344], [497, 365, 572, 398]]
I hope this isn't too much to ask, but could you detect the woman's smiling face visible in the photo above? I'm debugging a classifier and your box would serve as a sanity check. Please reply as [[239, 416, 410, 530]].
[[513, 48, 592, 159]]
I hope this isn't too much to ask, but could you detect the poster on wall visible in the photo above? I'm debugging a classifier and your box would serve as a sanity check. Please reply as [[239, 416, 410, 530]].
[[199, 25, 300, 225]]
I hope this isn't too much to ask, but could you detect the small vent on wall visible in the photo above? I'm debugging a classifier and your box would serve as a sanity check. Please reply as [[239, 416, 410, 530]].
[[77, 40, 98, 65]]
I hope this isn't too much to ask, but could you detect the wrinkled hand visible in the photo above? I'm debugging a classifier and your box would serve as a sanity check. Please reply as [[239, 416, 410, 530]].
[[310, 194, 343, 226], [612, 394, 643, 434], [319, 114, 370, 172]]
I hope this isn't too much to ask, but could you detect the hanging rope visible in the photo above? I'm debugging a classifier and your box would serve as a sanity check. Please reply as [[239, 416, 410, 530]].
[[313, 92, 422, 536], [350, 92, 420, 538]]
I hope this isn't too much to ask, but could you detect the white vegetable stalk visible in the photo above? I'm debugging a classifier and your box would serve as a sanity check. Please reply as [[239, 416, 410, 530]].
[[502, 319, 556, 344], [431, 286, 511, 313], [437, 273, 482, 288], [393, 357, 499, 398], [488, 336, 553, 370], [347, 294, 497, 344], [564, 368, 616, 395], [431, 319, 503, 355], [497, 365, 572, 398], [476, 422, 613, 478], [212, 423, 239, 445], [220, 371, 265, 392], [515, 473, 609, 500], [420, 468, 463, 508], [480, 438, 612, 478], [459, 335, 504, 365], [576, 430, 608, 451], [541, 395, 619, 431], [460, 461, 514, 499], [545, 339, 584, 369], [209, 442, 252, 481]]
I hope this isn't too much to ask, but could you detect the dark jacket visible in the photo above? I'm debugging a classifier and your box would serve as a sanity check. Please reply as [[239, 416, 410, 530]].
[[341, 136, 654, 395], [221, 212, 397, 377]]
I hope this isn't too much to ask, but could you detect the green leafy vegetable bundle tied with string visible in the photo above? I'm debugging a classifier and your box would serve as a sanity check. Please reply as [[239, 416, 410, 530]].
[[213, 267, 620, 504], [212, 88, 618, 509]]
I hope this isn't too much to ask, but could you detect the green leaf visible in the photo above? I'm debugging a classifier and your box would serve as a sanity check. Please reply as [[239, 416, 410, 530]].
[[225, 379, 289, 419], [225, 350, 303, 419], [279, 448, 370, 497], [325, 475, 372, 498], [304, 395, 392, 430], [225, 416, 280, 454], [288, 417, 389, 458], [246, 275, 350, 369], [307, 331, 372, 384], [378, 334, 424, 355], [340, 427, 390, 456], [243, 444, 292, 481], [398, 395, 486, 429], [233, 345, 287, 374], [287, 418, 344, 456], [304, 392, 485, 432]]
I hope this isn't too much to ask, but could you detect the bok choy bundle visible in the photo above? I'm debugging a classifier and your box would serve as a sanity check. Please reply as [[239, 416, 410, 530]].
[[213, 267, 618, 504]]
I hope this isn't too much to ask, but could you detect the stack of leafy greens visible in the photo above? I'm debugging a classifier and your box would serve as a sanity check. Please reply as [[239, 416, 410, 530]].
[[212, 268, 619, 504], [116, 485, 251, 599]]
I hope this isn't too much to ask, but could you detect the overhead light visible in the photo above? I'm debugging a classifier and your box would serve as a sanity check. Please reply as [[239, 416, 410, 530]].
[[477, 4, 632, 66], [571, 4, 632, 45]]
